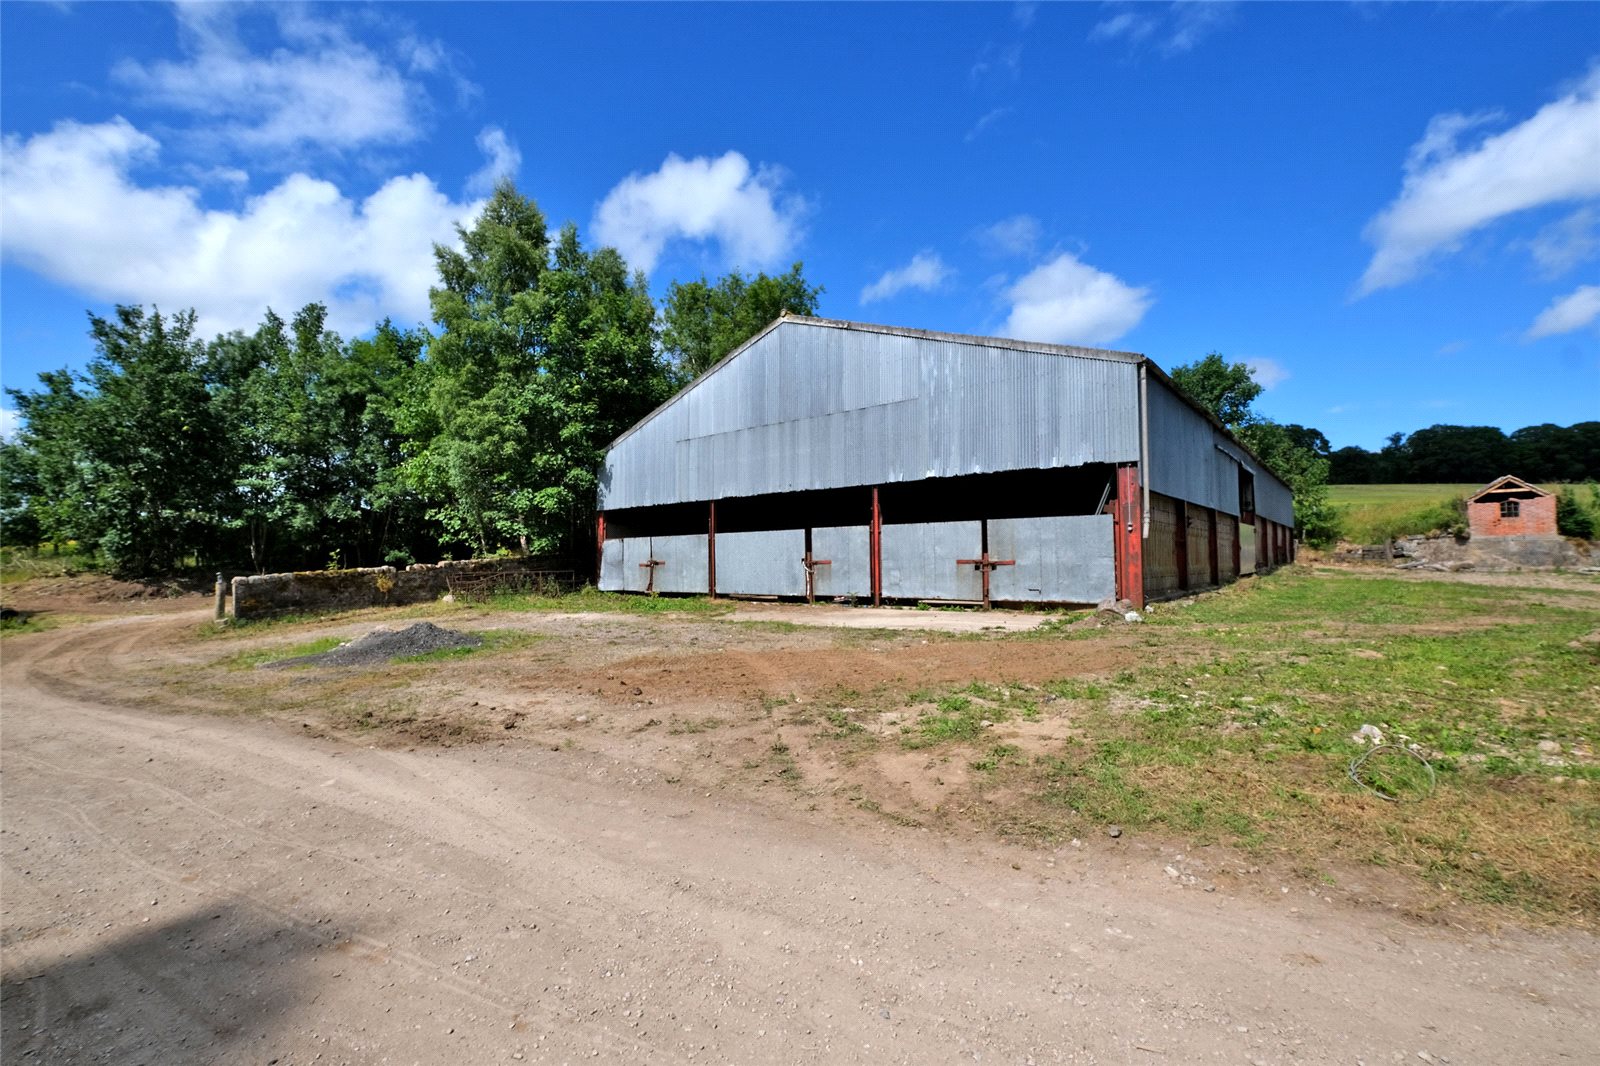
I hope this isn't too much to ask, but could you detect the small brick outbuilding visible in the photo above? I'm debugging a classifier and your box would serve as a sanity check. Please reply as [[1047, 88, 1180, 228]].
[[1465, 476, 1556, 537]]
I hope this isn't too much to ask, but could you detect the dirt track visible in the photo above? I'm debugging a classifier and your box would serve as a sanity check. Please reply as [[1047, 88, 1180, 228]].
[[4, 609, 1598, 1064]]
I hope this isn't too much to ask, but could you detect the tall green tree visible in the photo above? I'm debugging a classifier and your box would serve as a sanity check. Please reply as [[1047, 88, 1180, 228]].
[[661, 262, 822, 380], [406, 181, 671, 557], [9, 307, 231, 575], [1168, 352, 1336, 546], [1166, 351, 1262, 428], [213, 306, 429, 572]]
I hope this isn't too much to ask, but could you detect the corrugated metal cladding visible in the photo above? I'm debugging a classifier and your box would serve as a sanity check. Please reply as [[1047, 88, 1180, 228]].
[[599, 319, 1142, 511], [1144, 378, 1295, 527]]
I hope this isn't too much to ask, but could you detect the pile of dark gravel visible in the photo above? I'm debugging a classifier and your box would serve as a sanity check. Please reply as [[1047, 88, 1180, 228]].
[[267, 622, 481, 669]]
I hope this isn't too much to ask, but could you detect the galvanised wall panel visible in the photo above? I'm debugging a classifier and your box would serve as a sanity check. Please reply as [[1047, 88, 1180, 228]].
[[714, 529, 806, 597], [988, 516, 1115, 604], [882, 521, 983, 601], [1145, 378, 1296, 527], [652, 534, 709, 594], [599, 539, 626, 591], [1253, 474, 1295, 528], [600, 320, 1141, 510], [621, 537, 652, 592], [1146, 379, 1237, 517], [811, 525, 871, 598]]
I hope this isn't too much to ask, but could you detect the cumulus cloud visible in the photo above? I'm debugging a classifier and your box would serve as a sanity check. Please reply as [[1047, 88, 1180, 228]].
[[466, 126, 521, 196], [0, 118, 480, 337], [1525, 284, 1600, 340], [112, 4, 429, 156], [860, 252, 952, 304], [1358, 69, 1600, 295], [593, 151, 804, 275], [975, 214, 1041, 257], [0, 407, 19, 442], [999, 252, 1152, 346], [1245, 357, 1290, 390]]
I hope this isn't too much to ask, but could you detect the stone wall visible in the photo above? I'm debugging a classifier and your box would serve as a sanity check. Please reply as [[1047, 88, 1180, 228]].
[[230, 558, 568, 620], [1392, 532, 1587, 571]]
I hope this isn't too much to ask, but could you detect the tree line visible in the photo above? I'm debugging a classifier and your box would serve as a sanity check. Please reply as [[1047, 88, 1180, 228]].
[[0, 182, 821, 577], [1327, 422, 1600, 485]]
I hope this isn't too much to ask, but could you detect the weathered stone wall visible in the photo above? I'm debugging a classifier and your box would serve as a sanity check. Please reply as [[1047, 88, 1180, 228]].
[[1391, 532, 1588, 571], [230, 558, 558, 620]]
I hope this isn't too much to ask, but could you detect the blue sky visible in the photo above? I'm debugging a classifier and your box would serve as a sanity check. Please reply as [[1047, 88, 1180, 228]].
[[2, 1, 1597, 450]]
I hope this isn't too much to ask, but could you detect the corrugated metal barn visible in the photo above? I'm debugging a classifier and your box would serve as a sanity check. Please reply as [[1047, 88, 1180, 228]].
[[597, 316, 1295, 608]]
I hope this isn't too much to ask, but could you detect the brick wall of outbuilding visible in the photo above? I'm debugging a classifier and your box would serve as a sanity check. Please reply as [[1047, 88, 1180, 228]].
[[1468, 495, 1557, 537]]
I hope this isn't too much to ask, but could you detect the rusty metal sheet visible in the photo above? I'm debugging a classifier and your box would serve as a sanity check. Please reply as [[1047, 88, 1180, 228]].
[[881, 521, 983, 601], [811, 525, 871, 598], [714, 529, 806, 597], [988, 516, 1115, 604]]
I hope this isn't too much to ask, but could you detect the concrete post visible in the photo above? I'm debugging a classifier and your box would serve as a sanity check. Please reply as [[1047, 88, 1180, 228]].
[[214, 572, 226, 620]]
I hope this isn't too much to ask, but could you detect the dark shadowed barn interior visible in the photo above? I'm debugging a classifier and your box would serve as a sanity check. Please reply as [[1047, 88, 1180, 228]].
[[597, 317, 1294, 608]]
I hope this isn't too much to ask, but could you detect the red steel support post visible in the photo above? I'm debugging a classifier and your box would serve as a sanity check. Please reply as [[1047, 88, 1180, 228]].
[[595, 512, 606, 586], [1115, 464, 1145, 609], [707, 501, 718, 599], [870, 487, 883, 607]]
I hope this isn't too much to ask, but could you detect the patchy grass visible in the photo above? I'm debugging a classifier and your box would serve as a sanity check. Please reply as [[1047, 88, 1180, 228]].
[[478, 585, 732, 617], [226, 636, 347, 669], [816, 568, 1600, 922]]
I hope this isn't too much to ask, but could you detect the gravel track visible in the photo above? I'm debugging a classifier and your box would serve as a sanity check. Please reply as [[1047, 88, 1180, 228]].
[[3, 611, 1597, 1064]]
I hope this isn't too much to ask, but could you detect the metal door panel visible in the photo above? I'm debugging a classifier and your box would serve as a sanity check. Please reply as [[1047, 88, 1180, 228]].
[[599, 538, 626, 591], [988, 515, 1115, 604], [652, 533, 709, 594], [715, 529, 806, 596], [881, 521, 983, 601], [811, 525, 871, 598]]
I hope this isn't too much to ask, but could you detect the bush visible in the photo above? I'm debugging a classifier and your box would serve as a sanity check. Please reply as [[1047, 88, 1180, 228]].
[[1555, 486, 1597, 540]]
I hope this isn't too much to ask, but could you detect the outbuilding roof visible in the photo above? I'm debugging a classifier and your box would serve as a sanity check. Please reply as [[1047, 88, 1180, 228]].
[[1466, 475, 1550, 502]]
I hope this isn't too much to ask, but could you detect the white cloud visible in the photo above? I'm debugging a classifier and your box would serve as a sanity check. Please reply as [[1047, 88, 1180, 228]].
[[964, 107, 1014, 143], [976, 214, 1042, 257], [1525, 284, 1600, 340], [1164, 2, 1235, 55], [0, 407, 19, 442], [1525, 206, 1600, 278], [1358, 69, 1600, 295], [860, 252, 953, 304], [1245, 357, 1290, 390], [466, 126, 521, 196], [999, 252, 1152, 346], [1089, 12, 1157, 45], [111, 5, 427, 156], [592, 151, 804, 275], [969, 42, 1023, 85], [1013, 3, 1038, 29], [0, 118, 480, 337], [1089, 3, 1234, 56]]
